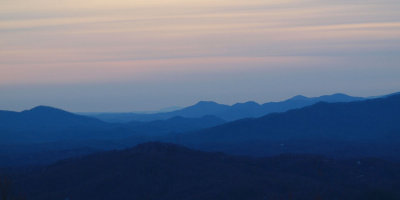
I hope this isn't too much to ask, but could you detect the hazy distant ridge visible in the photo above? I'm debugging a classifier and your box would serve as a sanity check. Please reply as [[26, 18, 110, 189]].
[[173, 93, 400, 159], [91, 93, 365, 122]]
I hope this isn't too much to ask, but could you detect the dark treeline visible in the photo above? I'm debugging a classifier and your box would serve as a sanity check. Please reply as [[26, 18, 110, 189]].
[[8, 142, 400, 200]]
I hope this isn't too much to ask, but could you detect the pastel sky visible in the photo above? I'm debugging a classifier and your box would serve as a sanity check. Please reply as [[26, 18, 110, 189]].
[[1, 0, 400, 112]]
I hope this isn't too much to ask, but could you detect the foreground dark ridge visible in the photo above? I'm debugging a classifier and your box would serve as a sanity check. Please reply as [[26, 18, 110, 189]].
[[11, 142, 400, 200]]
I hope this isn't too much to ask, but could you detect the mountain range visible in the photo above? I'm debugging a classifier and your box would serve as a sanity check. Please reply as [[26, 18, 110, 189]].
[[172, 93, 400, 159], [0, 92, 398, 167], [0, 109, 225, 166], [0, 92, 364, 145], [2, 92, 400, 199], [0, 107, 225, 145], [90, 93, 365, 122]]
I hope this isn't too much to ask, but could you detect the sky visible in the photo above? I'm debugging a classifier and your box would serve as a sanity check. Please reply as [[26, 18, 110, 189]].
[[1, 0, 400, 112]]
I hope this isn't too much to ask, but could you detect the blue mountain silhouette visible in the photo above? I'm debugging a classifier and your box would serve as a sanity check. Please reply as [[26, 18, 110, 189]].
[[92, 93, 365, 122], [14, 142, 400, 200], [173, 93, 400, 159], [0, 105, 106, 131]]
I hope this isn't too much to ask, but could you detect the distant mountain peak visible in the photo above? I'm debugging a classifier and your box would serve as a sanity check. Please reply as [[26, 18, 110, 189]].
[[184, 101, 228, 111], [289, 95, 308, 101], [318, 93, 351, 99], [195, 101, 219, 106], [26, 105, 68, 114], [330, 93, 350, 97], [233, 101, 260, 106], [316, 93, 364, 102]]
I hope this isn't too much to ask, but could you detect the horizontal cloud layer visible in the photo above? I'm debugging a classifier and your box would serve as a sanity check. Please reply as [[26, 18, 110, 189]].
[[0, 0, 399, 111]]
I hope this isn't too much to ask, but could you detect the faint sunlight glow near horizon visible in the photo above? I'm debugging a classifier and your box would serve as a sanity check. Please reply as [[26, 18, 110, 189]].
[[1, 0, 400, 112]]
